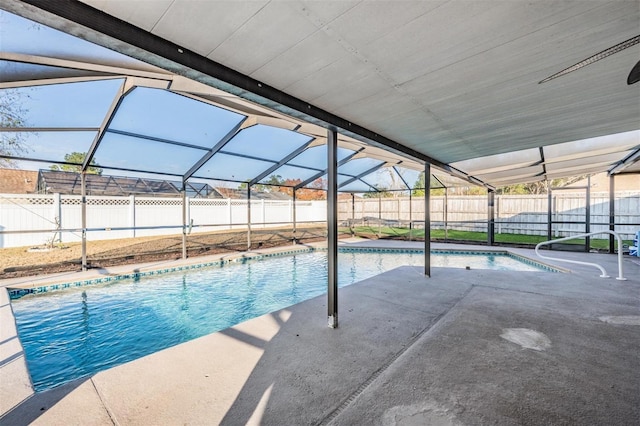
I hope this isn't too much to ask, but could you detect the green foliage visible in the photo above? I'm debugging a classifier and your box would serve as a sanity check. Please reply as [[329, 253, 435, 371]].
[[412, 171, 425, 196], [50, 152, 102, 174], [495, 176, 588, 195], [0, 89, 31, 167], [362, 186, 395, 198]]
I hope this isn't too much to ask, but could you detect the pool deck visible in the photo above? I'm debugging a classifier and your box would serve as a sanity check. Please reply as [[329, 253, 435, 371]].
[[1, 238, 639, 425]]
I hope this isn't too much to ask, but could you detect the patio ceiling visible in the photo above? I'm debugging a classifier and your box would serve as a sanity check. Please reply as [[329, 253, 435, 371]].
[[1, 0, 639, 188]]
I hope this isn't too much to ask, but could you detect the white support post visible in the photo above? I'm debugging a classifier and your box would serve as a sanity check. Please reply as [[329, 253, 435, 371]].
[[129, 195, 136, 238], [53, 193, 62, 244]]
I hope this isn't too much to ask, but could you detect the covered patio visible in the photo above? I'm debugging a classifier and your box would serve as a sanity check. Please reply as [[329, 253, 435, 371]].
[[1, 1, 639, 424]]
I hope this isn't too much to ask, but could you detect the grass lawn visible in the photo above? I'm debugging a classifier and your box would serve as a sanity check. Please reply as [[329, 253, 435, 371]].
[[348, 226, 631, 250]]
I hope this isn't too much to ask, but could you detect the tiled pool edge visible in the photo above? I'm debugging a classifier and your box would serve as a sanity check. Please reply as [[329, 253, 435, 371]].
[[6, 246, 563, 299], [6, 245, 320, 299]]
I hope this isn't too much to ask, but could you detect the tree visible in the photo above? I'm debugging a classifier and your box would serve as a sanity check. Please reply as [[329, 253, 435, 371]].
[[50, 152, 102, 175], [412, 171, 426, 196], [496, 175, 588, 195], [0, 89, 31, 167], [362, 186, 395, 198], [238, 174, 284, 193]]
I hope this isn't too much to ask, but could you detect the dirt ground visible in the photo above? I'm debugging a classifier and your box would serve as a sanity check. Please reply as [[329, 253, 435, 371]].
[[0, 226, 336, 279]]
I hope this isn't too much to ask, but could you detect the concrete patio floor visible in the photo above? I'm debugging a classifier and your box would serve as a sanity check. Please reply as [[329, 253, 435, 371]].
[[1, 239, 639, 425]]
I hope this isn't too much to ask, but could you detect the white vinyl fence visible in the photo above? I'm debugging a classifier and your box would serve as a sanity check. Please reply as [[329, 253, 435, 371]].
[[2, 192, 638, 249], [337, 192, 640, 240], [0, 194, 327, 248]]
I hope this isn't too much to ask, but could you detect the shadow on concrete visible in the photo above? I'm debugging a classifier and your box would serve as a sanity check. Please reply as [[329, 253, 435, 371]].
[[217, 266, 471, 425], [0, 377, 89, 426]]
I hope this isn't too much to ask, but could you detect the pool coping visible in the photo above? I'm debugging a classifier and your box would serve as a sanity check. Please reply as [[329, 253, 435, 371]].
[[4, 241, 564, 300]]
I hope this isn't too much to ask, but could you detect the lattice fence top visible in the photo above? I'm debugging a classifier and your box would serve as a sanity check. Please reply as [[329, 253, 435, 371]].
[[62, 198, 83, 205], [0, 196, 52, 205], [135, 199, 183, 206], [87, 198, 130, 206], [190, 199, 229, 206]]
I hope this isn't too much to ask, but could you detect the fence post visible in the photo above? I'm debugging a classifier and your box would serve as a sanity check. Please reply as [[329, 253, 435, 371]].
[[228, 198, 232, 229], [53, 193, 62, 244], [129, 194, 135, 238]]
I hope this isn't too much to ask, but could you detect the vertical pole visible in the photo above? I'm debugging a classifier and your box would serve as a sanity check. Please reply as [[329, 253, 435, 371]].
[[182, 185, 187, 259], [424, 164, 431, 277], [547, 186, 553, 242], [53, 193, 62, 244], [609, 174, 615, 254], [351, 193, 355, 236], [444, 188, 449, 240], [327, 128, 338, 329], [585, 175, 591, 252], [378, 191, 382, 237], [496, 195, 501, 235], [129, 194, 136, 238], [487, 189, 495, 246], [292, 189, 297, 244], [81, 173, 87, 271], [409, 191, 413, 241], [247, 186, 252, 251]]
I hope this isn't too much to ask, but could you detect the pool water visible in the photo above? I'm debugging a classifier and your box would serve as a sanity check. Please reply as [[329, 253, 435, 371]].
[[11, 250, 548, 391]]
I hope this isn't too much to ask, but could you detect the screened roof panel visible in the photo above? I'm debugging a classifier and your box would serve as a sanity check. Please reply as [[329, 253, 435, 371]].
[[221, 124, 312, 162], [451, 148, 540, 175], [475, 165, 545, 182], [0, 10, 160, 71], [339, 180, 375, 193], [257, 164, 320, 185], [287, 145, 354, 169], [4, 131, 97, 163], [393, 167, 422, 189], [338, 157, 384, 177], [194, 152, 274, 182], [545, 151, 632, 172], [94, 132, 206, 174], [0, 60, 115, 83], [2, 79, 124, 128], [543, 130, 639, 163], [108, 87, 246, 149], [545, 161, 616, 175]]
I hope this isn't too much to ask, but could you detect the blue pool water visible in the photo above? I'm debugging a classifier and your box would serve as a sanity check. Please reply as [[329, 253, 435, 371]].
[[11, 249, 549, 391]]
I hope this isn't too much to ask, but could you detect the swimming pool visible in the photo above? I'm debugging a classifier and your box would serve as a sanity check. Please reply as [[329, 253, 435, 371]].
[[10, 248, 554, 392]]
